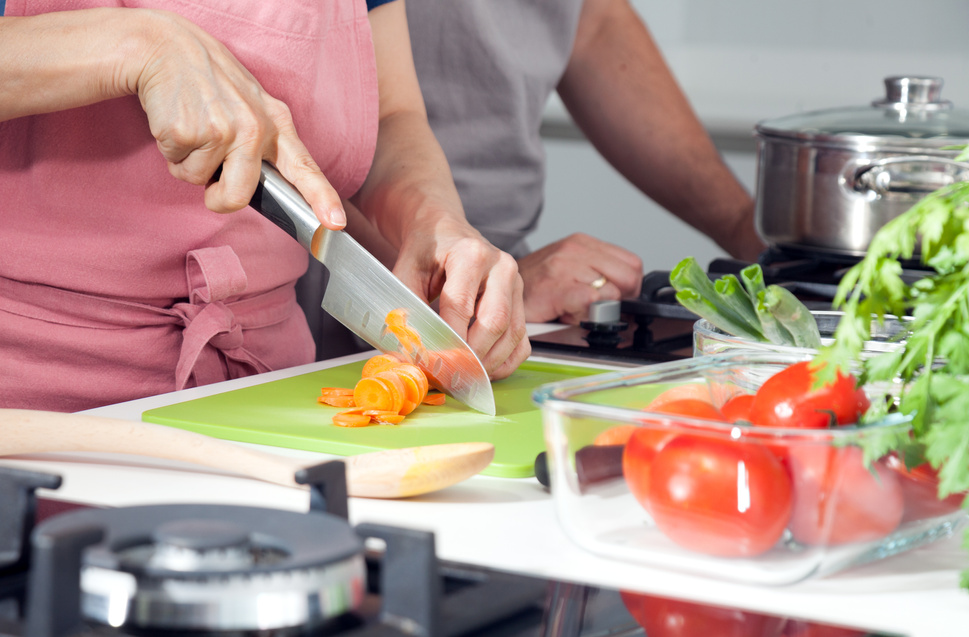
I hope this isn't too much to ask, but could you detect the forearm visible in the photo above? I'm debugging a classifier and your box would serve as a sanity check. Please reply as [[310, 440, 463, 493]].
[[559, 0, 763, 260], [0, 9, 149, 122], [351, 109, 469, 250], [352, 1, 472, 250]]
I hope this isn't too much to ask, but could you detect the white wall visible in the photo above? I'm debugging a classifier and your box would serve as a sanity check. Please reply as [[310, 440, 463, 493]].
[[534, 0, 969, 274]]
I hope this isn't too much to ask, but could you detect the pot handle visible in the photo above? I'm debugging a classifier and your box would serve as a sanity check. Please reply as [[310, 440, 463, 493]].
[[851, 155, 969, 198]]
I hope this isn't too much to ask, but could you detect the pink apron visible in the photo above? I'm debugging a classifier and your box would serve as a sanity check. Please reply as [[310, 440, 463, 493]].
[[0, 0, 379, 411]]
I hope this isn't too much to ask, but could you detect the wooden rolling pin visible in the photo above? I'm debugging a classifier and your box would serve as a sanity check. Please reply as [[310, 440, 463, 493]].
[[0, 409, 494, 499]]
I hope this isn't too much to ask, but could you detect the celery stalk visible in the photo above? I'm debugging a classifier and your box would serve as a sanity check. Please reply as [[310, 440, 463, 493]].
[[714, 274, 763, 336], [671, 257, 764, 340], [740, 264, 767, 300], [760, 285, 822, 348], [674, 289, 766, 341]]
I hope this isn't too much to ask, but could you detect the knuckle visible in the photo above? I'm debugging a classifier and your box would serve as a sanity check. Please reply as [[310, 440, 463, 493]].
[[291, 152, 323, 177], [476, 306, 513, 339], [266, 97, 294, 126]]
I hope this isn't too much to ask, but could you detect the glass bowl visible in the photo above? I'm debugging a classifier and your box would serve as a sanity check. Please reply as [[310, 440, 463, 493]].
[[533, 352, 965, 585], [693, 310, 908, 358]]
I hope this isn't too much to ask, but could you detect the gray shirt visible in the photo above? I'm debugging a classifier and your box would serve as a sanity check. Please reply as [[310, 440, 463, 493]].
[[406, 0, 583, 258]]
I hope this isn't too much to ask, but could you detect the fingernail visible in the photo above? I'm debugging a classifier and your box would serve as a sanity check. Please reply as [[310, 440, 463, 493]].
[[326, 208, 346, 229]]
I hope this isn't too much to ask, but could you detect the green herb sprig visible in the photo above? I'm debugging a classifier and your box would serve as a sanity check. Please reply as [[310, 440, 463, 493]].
[[813, 147, 969, 587]]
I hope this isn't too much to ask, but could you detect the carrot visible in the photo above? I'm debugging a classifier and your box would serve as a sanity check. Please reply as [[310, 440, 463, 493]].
[[384, 309, 426, 358], [361, 354, 403, 378], [422, 392, 446, 406], [353, 374, 404, 414], [318, 395, 357, 408], [385, 308, 409, 328], [332, 412, 373, 427], [318, 326, 447, 427], [391, 364, 429, 415], [373, 371, 407, 413], [319, 387, 354, 396], [362, 410, 406, 425]]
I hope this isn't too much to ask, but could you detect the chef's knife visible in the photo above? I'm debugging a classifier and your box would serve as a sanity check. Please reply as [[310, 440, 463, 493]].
[[249, 162, 496, 416]]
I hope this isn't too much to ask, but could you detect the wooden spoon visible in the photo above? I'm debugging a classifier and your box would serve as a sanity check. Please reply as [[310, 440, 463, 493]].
[[0, 409, 494, 499]]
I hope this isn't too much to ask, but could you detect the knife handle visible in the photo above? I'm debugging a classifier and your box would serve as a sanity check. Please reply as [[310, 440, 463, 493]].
[[227, 161, 322, 254]]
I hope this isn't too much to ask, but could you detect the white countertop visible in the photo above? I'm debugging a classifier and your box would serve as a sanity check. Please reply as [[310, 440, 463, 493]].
[[4, 339, 968, 636]]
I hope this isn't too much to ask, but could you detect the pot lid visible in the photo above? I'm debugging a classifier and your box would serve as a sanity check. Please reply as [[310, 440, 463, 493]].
[[756, 77, 969, 147]]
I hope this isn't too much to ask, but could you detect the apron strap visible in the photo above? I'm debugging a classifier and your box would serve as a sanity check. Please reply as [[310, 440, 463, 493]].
[[172, 247, 278, 390]]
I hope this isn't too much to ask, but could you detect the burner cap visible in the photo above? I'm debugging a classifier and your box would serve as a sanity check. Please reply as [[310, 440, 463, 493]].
[[34, 504, 365, 632]]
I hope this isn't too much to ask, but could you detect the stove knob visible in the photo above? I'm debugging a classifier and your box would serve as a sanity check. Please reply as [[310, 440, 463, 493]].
[[587, 300, 621, 324]]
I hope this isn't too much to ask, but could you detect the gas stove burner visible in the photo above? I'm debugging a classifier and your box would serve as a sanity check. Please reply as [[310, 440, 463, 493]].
[[37, 504, 365, 632]]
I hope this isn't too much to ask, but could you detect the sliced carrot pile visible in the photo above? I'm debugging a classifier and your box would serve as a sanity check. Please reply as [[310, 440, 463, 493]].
[[361, 353, 404, 378], [318, 322, 450, 426], [318, 394, 356, 408]]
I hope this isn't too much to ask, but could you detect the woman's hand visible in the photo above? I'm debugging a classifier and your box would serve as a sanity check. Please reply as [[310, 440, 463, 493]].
[[393, 216, 530, 381], [352, 2, 529, 380], [134, 11, 345, 229], [0, 9, 345, 229]]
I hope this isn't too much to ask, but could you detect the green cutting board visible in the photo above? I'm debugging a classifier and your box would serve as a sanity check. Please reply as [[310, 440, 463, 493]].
[[142, 360, 603, 478]]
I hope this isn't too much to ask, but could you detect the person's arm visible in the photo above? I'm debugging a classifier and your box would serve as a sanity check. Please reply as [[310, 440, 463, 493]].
[[557, 0, 765, 261], [0, 9, 345, 228], [351, 1, 529, 380]]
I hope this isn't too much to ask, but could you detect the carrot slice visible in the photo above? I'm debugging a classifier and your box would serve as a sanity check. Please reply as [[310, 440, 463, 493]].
[[400, 399, 419, 416], [318, 395, 357, 408], [384, 309, 426, 358], [393, 364, 429, 407], [373, 371, 407, 414], [332, 407, 370, 415], [362, 410, 406, 425], [361, 354, 403, 378], [422, 392, 446, 406], [385, 308, 409, 328], [332, 412, 373, 427], [319, 387, 354, 396], [353, 375, 404, 414]]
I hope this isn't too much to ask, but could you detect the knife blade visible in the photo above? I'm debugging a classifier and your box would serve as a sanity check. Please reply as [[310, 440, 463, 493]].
[[248, 162, 496, 416]]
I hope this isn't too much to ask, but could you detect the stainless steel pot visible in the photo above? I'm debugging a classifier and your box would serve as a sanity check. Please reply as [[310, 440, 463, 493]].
[[754, 76, 969, 257]]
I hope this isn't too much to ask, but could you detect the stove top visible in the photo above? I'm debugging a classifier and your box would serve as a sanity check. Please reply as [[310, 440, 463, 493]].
[[0, 462, 901, 637], [0, 464, 547, 637]]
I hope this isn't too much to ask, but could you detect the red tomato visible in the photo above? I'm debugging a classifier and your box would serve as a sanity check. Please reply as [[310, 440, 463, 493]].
[[787, 446, 904, 545], [645, 384, 715, 411], [647, 435, 793, 557], [783, 619, 867, 637], [721, 393, 755, 422], [644, 398, 724, 420], [620, 590, 786, 637], [885, 454, 966, 521], [624, 398, 723, 511], [593, 424, 638, 446], [623, 428, 675, 511], [748, 362, 868, 429]]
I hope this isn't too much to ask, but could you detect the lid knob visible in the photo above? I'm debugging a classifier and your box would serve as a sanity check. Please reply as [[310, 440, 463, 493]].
[[873, 76, 952, 110]]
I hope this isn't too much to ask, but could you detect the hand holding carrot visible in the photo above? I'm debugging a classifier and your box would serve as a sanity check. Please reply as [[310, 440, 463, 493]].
[[391, 216, 530, 381]]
